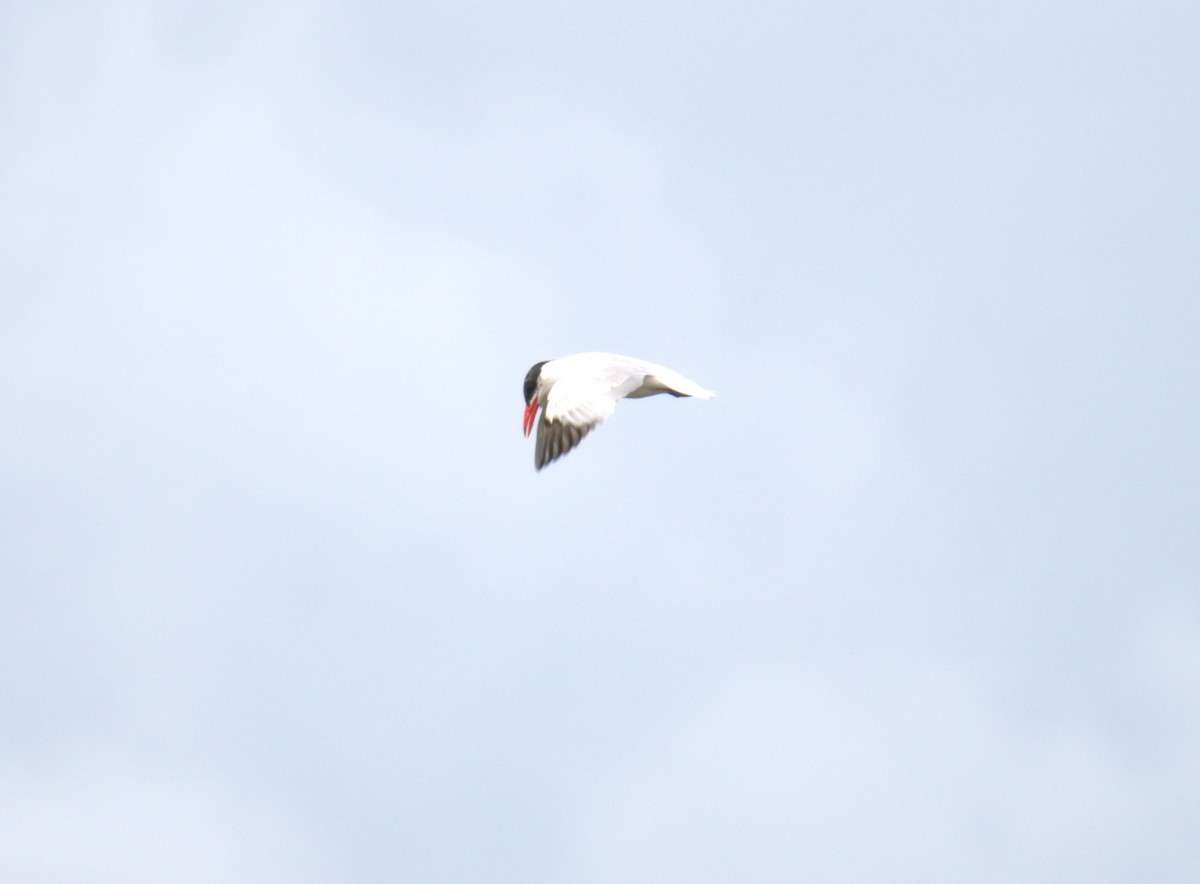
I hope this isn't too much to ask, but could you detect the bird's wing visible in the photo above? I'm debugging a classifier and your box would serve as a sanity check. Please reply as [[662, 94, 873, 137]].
[[535, 410, 596, 470], [535, 366, 640, 470]]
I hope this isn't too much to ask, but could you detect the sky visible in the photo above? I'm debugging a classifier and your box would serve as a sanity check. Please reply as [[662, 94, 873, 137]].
[[2, 1, 1199, 880]]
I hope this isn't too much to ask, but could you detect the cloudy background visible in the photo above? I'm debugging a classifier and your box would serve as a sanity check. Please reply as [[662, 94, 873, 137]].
[[3, 1, 1198, 880]]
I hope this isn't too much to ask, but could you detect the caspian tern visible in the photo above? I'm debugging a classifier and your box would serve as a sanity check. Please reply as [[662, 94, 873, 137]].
[[522, 352, 714, 470]]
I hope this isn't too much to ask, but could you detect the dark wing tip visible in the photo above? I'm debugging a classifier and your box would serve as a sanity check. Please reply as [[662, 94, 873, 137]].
[[535, 416, 596, 470]]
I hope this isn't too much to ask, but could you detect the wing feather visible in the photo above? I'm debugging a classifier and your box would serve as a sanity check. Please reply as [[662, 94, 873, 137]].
[[534, 370, 627, 469], [535, 412, 597, 470]]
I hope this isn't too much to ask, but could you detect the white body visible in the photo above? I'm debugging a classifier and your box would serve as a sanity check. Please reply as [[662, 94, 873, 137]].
[[525, 352, 714, 470]]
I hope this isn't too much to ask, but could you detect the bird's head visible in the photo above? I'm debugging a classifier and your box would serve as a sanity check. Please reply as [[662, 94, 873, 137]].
[[522, 360, 548, 437]]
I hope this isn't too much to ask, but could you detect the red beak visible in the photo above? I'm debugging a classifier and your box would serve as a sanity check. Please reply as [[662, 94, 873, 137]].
[[522, 398, 539, 437]]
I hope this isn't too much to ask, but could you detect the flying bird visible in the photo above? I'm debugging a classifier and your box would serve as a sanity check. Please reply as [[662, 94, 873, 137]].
[[522, 352, 714, 470]]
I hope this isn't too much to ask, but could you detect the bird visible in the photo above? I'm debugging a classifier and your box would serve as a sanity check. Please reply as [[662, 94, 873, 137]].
[[522, 352, 714, 470]]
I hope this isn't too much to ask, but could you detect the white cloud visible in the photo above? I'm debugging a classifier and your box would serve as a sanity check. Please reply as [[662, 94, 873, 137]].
[[0, 753, 332, 883], [565, 654, 1200, 882]]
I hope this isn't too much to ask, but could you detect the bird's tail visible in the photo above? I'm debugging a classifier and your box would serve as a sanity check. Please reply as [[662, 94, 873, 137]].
[[647, 367, 715, 399]]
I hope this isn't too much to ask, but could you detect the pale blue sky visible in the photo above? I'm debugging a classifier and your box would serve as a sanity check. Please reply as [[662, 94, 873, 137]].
[[2, 2, 1198, 880]]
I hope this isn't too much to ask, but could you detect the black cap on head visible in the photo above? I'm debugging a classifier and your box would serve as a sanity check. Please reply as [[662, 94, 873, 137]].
[[523, 361, 548, 405]]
